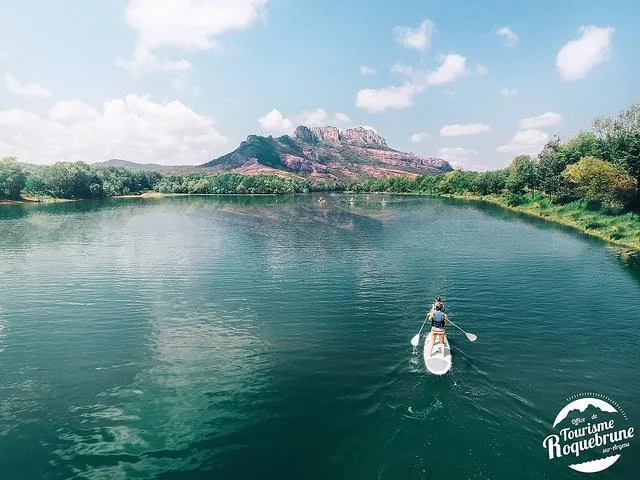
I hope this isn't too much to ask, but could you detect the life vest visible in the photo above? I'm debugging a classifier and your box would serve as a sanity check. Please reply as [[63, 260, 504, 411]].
[[431, 310, 446, 328]]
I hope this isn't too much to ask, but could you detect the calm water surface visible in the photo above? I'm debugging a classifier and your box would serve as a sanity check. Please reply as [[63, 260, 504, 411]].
[[0, 194, 639, 479]]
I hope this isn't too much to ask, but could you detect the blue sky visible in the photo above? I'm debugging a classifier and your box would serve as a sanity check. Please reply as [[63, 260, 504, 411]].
[[0, 0, 638, 168]]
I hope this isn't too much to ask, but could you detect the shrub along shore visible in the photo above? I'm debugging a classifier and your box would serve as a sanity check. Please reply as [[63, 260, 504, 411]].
[[1, 103, 639, 251]]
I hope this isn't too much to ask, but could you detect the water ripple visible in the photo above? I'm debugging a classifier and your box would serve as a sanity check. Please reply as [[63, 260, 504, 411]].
[[0, 195, 638, 479]]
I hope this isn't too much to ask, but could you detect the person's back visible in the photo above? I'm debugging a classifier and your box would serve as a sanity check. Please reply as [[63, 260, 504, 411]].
[[431, 309, 446, 327], [428, 302, 448, 355]]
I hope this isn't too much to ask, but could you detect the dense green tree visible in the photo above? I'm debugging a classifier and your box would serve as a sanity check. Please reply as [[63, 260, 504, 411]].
[[411, 175, 440, 193], [592, 103, 640, 138], [474, 170, 507, 195], [506, 155, 539, 194], [590, 104, 640, 208], [154, 172, 313, 195], [97, 167, 162, 196], [0, 157, 27, 199], [561, 132, 601, 165], [26, 162, 104, 199], [536, 136, 566, 196], [437, 170, 477, 194], [561, 156, 637, 211]]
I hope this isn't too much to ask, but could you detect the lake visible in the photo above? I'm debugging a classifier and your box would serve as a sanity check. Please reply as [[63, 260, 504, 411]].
[[0, 194, 638, 479]]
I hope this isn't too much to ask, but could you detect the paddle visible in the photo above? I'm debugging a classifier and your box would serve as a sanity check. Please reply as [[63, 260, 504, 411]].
[[410, 307, 434, 347], [447, 319, 477, 342]]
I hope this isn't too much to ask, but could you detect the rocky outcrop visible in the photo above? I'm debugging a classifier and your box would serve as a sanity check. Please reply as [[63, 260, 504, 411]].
[[203, 124, 452, 179], [312, 126, 340, 144], [341, 127, 387, 147], [293, 126, 317, 144], [292, 125, 388, 148]]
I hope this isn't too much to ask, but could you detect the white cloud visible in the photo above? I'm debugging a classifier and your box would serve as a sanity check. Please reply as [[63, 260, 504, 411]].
[[116, 45, 192, 74], [359, 53, 467, 113], [440, 123, 491, 137], [258, 109, 293, 135], [518, 112, 562, 129], [390, 62, 415, 76], [391, 54, 467, 86], [393, 19, 434, 52], [497, 26, 518, 47], [496, 129, 549, 155], [444, 89, 455, 97], [437, 147, 479, 168], [0, 108, 39, 127], [425, 54, 467, 85], [360, 65, 377, 75], [258, 108, 351, 135], [355, 83, 421, 113], [333, 112, 352, 125], [124, 0, 268, 51], [475, 65, 488, 76], [410, 132, 429, 143], [556, 26, 614, 81], [3, 73, 52, 98], [500, 87, 518, 96], [49, 101, 99, 123], [0, 94, 228, 165], [297, 108, 352, 128]]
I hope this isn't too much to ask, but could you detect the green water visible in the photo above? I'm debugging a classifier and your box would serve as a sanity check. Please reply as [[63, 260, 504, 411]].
[[0, 194, 638, 480]]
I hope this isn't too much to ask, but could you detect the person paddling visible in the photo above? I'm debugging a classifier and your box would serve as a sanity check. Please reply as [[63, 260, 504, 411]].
[[428, 302, 448, 355]]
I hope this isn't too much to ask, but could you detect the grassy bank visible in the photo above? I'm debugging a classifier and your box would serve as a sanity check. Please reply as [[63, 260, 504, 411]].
[[447, 193, 640, 251]]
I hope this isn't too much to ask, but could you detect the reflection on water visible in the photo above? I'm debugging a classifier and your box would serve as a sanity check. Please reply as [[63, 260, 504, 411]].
[[53, 310, 275, 478]]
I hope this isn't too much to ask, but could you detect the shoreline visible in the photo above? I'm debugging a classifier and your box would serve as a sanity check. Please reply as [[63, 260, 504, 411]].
[[442, 193, 640, 252], [2, 191, 638, 252], [0, 196, 76, 205]]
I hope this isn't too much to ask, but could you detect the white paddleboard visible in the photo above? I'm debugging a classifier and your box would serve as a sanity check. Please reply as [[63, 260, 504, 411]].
[[423, 331, 452, 375]]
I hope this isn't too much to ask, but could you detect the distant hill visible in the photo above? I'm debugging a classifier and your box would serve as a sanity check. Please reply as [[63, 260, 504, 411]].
[[91, 159, 218, 175], [202, 126, 452, 179], [92, 159, 175, 171]]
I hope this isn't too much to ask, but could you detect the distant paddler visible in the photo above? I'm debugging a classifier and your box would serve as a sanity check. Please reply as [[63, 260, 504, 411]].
[[432, 295, 446, 313]]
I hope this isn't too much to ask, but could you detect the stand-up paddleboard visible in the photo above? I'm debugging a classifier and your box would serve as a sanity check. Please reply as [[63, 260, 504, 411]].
[[423, 331, 452, 375]]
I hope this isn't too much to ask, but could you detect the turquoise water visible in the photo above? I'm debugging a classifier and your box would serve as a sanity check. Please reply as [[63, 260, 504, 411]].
[[0, 194, 638, 479]]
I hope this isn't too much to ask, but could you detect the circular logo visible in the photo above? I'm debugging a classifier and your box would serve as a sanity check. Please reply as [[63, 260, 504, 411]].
[[542, 393, 635, 473]]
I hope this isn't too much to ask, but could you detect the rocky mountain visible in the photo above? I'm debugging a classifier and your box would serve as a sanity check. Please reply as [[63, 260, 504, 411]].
[[202, 126, 452, 179]]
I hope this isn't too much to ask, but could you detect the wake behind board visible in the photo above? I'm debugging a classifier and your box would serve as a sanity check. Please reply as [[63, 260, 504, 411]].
[[423, 332, 452, 375]]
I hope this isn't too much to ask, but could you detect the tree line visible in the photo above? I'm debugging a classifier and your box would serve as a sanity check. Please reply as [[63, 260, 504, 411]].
[[0, 160, 163, 200], [1, 103, 638, 217], [349, 103, 640, 215], [0, 159, 342, 200], [154, 172, 342, 195]]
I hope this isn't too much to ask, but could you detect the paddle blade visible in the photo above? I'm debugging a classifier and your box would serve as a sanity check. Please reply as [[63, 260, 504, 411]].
[[466, 332, 477, 342], [410, 334, 420, 346]]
